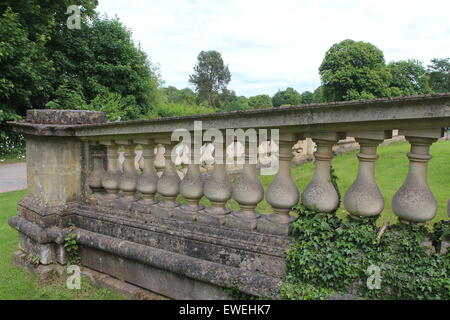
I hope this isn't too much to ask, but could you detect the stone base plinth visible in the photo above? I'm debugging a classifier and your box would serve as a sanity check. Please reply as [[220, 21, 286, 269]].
[[72, 203, 289, 298]]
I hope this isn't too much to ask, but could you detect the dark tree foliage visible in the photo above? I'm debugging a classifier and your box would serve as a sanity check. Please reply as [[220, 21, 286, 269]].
[[248, 94, 272, 109], [189, 50, 231, 107], [319, 39, 393, 101], [388, 59, 431, 96], [162, 86, 197, 106], [272, 87, 301, 107], [300, 91, 314, 104], [46, 16, 161, 120], [427, 58, 450, 93]]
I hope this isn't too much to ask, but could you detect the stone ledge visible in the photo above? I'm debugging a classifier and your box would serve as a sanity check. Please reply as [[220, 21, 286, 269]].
[[73, 207, 288, 279], [94, 194, 296, 236], [17, 196, 76, 228], [13, 250, 167, 300], [8, 215, 69, 245], [76, 228, 281, 298], [26, 109, 107, 125], [76, 204, 290, 256]]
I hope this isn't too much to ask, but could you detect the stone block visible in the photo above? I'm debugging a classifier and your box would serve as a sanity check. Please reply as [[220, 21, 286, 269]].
[[170, 207, 198, 221], [80, 246, 230, 300], [26, 109, 106, 125], [19, 233, 67, 265], [151, 204, 178, 219], [257, 214, 294, 236], [196, 211, 228, 226], [226, 212, 260, 231]]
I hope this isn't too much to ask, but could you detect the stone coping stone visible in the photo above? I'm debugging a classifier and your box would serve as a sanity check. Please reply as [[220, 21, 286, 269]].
[[26, 109, 107, 125]]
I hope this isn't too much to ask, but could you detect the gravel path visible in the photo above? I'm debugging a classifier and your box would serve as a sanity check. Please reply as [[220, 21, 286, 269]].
[[0, 162, 27, 193]]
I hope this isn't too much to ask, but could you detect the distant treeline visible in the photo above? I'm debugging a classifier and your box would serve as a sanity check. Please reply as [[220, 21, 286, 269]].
[[1, 1, 449, 139]]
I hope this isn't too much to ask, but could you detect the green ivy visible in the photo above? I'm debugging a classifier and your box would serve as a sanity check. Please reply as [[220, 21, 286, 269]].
[[281, 167, 450, 300], [223, 281, 265, 300], [64, 224, 81, 265]]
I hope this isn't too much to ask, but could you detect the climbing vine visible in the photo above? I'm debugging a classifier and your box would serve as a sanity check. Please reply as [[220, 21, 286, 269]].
[[64, 223, 81, 265], [281, 168, 450, 300]]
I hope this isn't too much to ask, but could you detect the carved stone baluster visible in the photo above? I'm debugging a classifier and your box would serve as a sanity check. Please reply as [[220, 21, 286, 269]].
[[179, 141, 204, 212], [156, 140, 180, 208], [392, 129, 442, 223], [87, 141, 105, 200], [230, 136, 263, 230], [259, 133, 300, 235], [203, 138, 232, 217], [114, 140, 138, 201], [154, 144, 166, 177], [135, 139, 158, 205], [100, 141, 121, 199], [344, 131, 391, 218], [302, 133, 340, 213]]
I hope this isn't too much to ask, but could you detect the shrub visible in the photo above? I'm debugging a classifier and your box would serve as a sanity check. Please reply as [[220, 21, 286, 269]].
[[281, 169, 450, 300], [149, 103, 214, 118]]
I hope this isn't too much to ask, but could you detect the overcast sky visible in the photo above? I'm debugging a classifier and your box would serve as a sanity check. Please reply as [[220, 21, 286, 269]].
[[97, 0, 450, 97]]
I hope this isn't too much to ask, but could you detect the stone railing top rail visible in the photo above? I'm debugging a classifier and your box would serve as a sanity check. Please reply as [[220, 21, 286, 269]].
[[9, 93, 450, 138]]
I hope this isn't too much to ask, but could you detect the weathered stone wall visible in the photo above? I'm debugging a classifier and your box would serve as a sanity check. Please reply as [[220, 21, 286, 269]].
[[26, 136, 83, 206]]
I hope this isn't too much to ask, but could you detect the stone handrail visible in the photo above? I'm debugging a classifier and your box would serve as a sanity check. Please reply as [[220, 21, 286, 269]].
[[8, 93, 450, 298]]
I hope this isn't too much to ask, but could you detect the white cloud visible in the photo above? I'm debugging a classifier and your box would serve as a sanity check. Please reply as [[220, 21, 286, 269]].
[[97, 0, 450, 97]]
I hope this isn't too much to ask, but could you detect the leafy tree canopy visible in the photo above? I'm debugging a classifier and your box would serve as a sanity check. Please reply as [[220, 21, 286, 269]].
[[248, 94, 272, 109], [0, 1, 162, 122], [300, 91, 314, 104], [215, 89, 248, 111], [0, 9, 53, 116], [162, 86, 198, 106], [46, 16, 162, 120], [388, 59, 431, 96], [427, 58, 450, 93], [319, 39, 393, 101], [189, 50, 231, 107], [272, 87, 301, 107]]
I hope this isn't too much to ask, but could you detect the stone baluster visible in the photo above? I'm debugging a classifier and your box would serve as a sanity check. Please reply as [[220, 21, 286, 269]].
[[392, 129, 442, 223], [179, 141, 204, 212], [156, 139, 180, 208], [302, 133, 340, 213], [100, 141, 121, 198], [344, 131, 391, 218], [259, 133, 301, 235], [154, 144, 166, 177], [203, 138, 232, 216], [87, 141, 105, 199], [231, 136, 264, 227], [135, 139, 158, 204], [115, 140, 138, 201]]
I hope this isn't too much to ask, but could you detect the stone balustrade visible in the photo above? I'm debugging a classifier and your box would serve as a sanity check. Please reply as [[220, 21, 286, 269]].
[[7, 94, 450, 299]]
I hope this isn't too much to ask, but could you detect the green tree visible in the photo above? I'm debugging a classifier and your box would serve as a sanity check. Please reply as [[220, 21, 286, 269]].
[[272, 87, 301, 107], [189, 50, 231, 107], [162, 86, 197, 106], [300, 91, 314, 104], [0, 9, 53, 117], [388, 59, 431, 96], [0, 2, 160, 122], [47, 16, 162, 119], [215, 89, 249, 111], [312, 86, 325, 103], [0, 0, 98, 43], [319, 39, 393, 101], [248, 94, 272, 109], [427, 58, 450, 93]]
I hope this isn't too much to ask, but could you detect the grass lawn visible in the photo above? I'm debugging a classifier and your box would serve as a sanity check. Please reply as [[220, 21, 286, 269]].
[[0, 140, 448, 299], [0, 190, 125, 300], [0, 156, 26, 165]]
